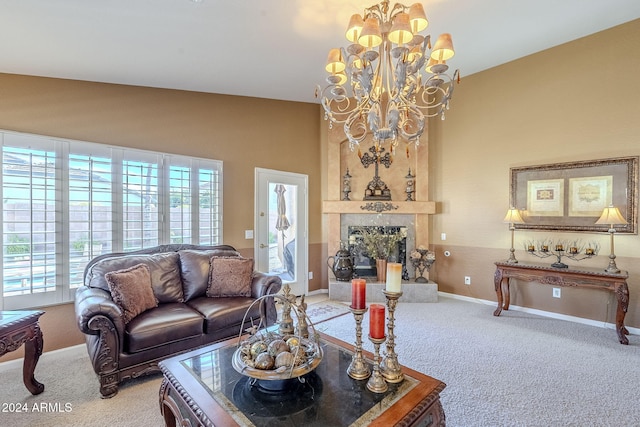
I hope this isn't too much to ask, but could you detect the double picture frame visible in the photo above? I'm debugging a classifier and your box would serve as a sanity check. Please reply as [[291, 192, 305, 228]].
[[510, 156, 638, 233]]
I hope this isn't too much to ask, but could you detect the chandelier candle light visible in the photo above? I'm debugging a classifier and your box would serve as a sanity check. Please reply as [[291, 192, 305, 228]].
[[316, 1, 460, 155]]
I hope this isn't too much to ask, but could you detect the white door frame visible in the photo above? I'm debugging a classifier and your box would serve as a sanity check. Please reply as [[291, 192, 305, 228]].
[[254, 168, 308, 296]]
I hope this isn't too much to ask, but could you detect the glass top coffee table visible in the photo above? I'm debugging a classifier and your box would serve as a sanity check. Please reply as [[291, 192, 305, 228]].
[[159, 332, 445, 426]]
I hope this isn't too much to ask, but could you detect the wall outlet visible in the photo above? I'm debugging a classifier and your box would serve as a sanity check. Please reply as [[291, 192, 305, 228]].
[[553, 287, 561, 298], [464, 276, 471, 285], [308, 271, 314, 280], [441, 232, 447, 241]]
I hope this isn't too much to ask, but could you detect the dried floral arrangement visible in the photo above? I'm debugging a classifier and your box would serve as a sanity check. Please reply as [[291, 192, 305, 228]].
[[352, 226, 406, 260]]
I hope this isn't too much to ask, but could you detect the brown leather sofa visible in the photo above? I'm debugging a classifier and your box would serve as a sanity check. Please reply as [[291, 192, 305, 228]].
[[74, 244, 282, 398]]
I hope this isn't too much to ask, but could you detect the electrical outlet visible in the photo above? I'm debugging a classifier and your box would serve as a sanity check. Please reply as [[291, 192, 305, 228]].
[[464, 276, 471, 285], [308, 271, 314, 280], [553, 288, 561, 298], [441, 233, 447, 241]]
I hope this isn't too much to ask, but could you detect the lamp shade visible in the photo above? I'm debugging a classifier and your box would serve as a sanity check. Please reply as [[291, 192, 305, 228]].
[[595, 205, 628, 226], [409, 3, 429, 33], [503, 208, 525, 224], [345, 14, 364, 42], [325, 48, 346, 74], [388, 12, 414, 45], [358, 17, 383, 48], [431, 33, 455, 61], [425, 57, 448, 74]]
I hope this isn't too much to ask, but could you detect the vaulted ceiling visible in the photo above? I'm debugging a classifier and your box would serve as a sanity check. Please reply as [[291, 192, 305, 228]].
[[2, 0, 639, 103]]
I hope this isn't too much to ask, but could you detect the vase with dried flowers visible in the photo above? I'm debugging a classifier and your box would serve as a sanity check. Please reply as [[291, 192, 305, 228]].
[[410, 246, 436, 283], [353, 226, 406, 282]]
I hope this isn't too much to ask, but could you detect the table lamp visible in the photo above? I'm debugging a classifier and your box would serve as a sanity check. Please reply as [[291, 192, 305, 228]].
[[595, 205, 627, 273], [503, 208, 525, 263]]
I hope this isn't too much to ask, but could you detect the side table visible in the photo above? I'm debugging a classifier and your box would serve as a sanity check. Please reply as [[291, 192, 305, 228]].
[[0, 310, 45, 394]]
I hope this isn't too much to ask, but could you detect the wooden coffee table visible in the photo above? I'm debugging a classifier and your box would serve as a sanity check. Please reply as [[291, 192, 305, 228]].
[[0, 310, 45, 395], [159, 331, 446, 426]]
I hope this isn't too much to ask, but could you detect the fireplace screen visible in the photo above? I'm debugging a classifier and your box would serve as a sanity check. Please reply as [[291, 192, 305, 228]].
[[347, 226, 408, 279]]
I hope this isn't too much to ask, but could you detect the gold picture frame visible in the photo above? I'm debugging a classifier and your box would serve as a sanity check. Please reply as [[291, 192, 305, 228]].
[[510, 156, 638, 233]]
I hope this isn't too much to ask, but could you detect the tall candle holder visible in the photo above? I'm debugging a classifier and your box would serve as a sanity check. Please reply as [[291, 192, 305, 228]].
[[366, 335, 388, 393], [347, 306, 371, 380], [380, 289, 404, 383]]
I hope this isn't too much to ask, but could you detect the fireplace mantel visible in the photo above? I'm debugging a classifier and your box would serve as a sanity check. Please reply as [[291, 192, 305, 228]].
[[323, 200, 435, 215]]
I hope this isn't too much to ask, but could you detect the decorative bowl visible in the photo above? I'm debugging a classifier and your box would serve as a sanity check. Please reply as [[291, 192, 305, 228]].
[[232, 333, 323, 383]]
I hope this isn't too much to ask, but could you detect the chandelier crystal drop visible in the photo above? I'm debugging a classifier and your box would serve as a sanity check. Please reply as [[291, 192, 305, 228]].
[[316, 1, 460, 154]]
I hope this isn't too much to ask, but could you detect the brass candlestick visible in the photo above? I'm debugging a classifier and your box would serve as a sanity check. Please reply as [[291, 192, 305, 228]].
[[347, 306, 371, 380], [367, 335, 388, 393], [380, 290, 404, 383]]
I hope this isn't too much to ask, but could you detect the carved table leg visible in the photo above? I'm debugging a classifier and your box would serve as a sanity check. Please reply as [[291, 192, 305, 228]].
[[23, 322, 44, 395], [615, 282, 629, 345], [493, 268, 504, 316], [502, 278, 511, 311]]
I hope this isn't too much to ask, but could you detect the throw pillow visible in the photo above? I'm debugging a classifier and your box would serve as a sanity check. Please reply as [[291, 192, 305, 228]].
[[207, 257, 254, 298], [105, 263, 158, 323]]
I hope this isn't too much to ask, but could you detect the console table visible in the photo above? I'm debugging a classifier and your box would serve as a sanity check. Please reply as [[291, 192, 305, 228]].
[[0, 310, 45, 394], [493, 261, 630, 345]]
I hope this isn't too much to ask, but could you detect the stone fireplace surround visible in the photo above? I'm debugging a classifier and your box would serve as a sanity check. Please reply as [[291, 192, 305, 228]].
[[342, 214, 415, 279]]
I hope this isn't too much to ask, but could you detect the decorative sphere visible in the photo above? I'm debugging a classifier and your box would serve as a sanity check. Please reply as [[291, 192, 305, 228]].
[[250, 341, 268, 357], [254, 353, 275, 370], [268, 339, 289, 356], [275, 351, 294, 368]]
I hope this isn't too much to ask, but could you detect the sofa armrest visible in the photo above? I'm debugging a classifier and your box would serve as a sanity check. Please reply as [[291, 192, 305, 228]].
[[251, 271, 283, 298], [74, 286, 124, 387], [251, 272, 282, 326], [75, 286, 125, 343]]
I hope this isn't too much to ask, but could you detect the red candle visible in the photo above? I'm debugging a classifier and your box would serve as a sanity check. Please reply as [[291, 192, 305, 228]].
[[351, 279, 366, 309], [369, 304, 386, 339]]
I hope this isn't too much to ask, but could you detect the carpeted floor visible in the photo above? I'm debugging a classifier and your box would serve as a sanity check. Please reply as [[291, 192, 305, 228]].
[[1, 296, 638, 426]]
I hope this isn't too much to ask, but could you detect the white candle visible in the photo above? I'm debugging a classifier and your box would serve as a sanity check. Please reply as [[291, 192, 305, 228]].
[[385, 262, 402, 293]]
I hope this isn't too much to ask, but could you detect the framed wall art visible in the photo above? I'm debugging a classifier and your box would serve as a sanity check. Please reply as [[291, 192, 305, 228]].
[[510, 156, 638, 233]]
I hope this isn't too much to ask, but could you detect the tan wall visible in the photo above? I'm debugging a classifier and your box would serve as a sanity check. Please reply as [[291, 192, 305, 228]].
[[0, 75, 323, 359], [429, 19, 640, 328]]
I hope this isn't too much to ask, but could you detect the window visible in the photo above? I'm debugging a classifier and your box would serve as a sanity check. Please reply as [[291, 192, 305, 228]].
[[1, 130, 222, 309]]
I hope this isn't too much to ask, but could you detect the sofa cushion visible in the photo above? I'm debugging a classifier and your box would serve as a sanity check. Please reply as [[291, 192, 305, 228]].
[[88, 252, 184, 303], [125, 303, 204, 353], [179, 249, 241, 301], [187, 297, 261, 334], [207, 257, 253, 298], [105, 264, 158, 324]]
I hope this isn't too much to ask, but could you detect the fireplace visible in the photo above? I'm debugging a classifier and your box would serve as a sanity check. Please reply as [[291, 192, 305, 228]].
[[348, 226, 409, 279]]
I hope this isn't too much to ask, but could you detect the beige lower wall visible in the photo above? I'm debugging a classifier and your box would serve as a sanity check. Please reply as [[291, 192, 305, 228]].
[[429, 19, 640, 329]]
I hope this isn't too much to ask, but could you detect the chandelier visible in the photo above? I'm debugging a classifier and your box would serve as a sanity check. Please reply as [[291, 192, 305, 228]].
[[316, 1, 459, 155]]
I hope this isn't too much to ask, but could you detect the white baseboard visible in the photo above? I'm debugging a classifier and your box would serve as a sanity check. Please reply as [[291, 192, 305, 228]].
[[308, 288, 329, 296], [439, 291, 639, 336]]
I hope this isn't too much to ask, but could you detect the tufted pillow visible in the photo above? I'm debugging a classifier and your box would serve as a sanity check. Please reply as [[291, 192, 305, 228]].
[[206, 257, 254, 298], [105, 264, 158, 324]]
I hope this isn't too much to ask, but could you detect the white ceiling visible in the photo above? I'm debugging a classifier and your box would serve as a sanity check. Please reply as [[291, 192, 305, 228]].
[[2, 0, 640, 104]]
